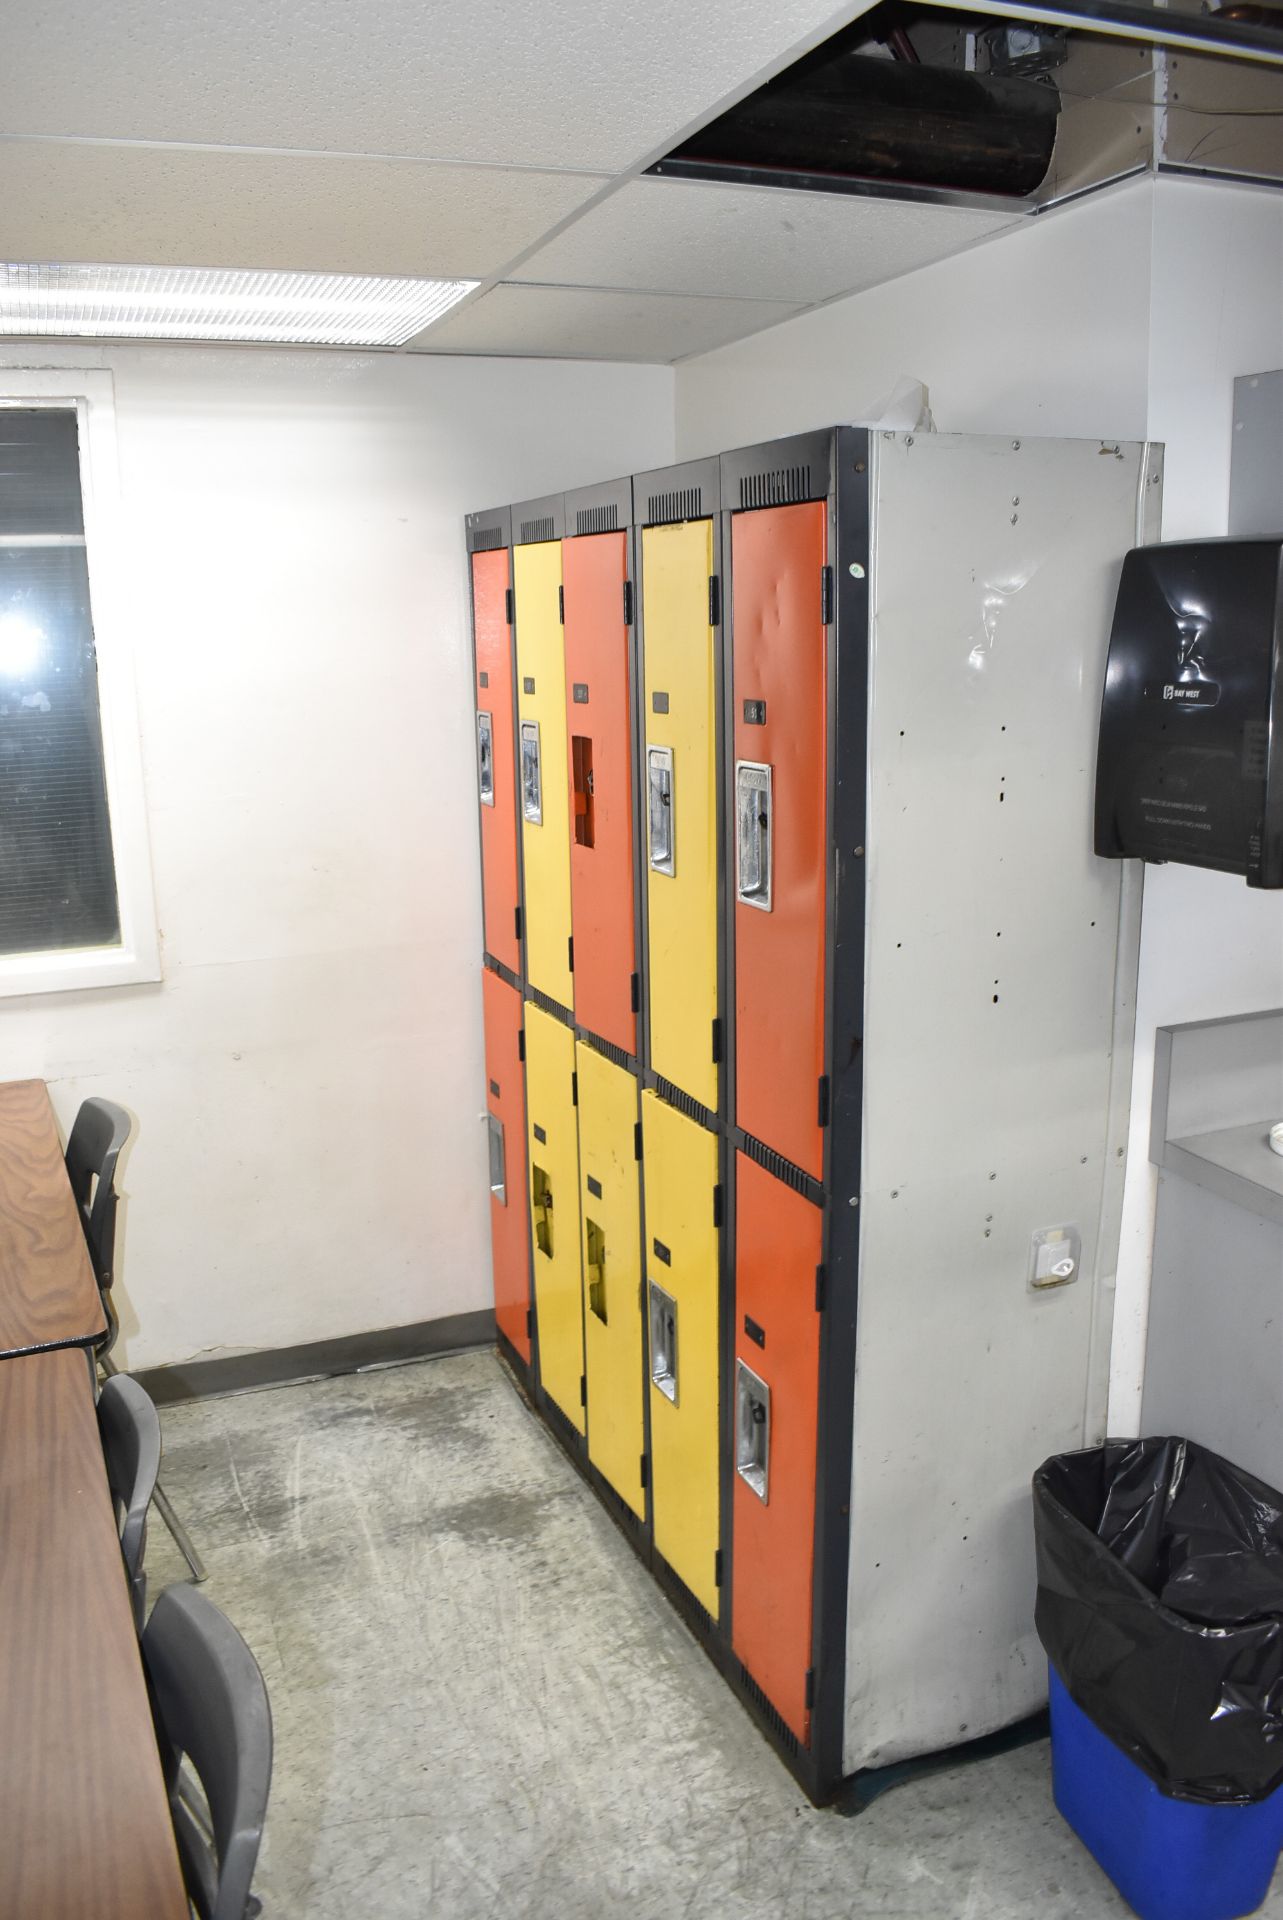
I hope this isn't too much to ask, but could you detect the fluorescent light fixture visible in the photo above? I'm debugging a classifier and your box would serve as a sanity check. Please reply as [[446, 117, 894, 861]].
[[0, 612, 45, 678], [0, 263, 478, 347]]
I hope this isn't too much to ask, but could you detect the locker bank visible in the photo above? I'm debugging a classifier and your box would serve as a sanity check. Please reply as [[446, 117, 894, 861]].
[[469, 425, 1161, 1799]]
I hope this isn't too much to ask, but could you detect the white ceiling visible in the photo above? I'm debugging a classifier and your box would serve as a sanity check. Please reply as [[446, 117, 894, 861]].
[[0, 0, 1030, 362]]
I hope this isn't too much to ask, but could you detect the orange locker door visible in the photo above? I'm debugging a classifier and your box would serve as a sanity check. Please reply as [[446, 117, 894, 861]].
[[562, 532, 637, 1056], [482, 968, 531, 1363], [731, 503, 828, 1180], [473, 548, 520, 976], [732, 1152, 822, 1746]]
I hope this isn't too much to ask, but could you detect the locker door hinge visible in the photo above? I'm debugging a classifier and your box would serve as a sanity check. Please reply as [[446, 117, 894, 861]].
[[571, 1070, 579, 1108], [804, 1668, 816, 1710], [558, 583, 565, 624], [630, 971, 640, 1014], [580, 1373, 587, 1407], [514, 906, 523, 943], [714, 1549, 724, 1588], [817, 1075, 831, 1127], [640, 1453, 649, 1491], [711, 1017, 723, 1065], [517, 1026, 525, 1062], [821, 565, 834, 626], [623, 579, 634, 626], [713, 1183, 724, 1230], [568, 936, 575, 974], [634, 1122, 643, 1161], [708, 575, 721, 628], [815, 1263, 826, 1313], [526, 1306, 534, 1338], [504, 586, 514, 626]]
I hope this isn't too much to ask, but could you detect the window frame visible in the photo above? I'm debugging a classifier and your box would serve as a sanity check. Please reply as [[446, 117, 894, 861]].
[[0, 370, 160, 997]]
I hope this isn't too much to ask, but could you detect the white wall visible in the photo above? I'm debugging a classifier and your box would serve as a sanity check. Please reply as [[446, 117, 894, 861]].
[[0, 343, 675, 1369], [674, 174, 1283, 1432]]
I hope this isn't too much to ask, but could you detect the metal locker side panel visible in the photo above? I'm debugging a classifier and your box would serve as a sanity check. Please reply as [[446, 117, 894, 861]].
[[642, 1090, 720, 1617], [730, 501, 828, 1179], [563, 533, 637, 1056], [577, 1042, 645, 1518], [473, 548, 520, 976], [524, 1003, 585, 1433], [515, 542, 574, 1013], [732, 1152, 823, 1745], [841, 433, 1154, 1777], [482, 968, 531, 1363], [641, 520, 719, 1112]]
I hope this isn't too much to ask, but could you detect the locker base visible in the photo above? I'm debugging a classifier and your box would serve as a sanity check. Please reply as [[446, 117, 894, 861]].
[[495, 1326, 534, 1397], [829, 1709, 1051, 1818]]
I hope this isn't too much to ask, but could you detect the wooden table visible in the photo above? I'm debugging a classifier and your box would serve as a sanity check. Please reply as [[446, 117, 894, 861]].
[[0, 1080, 107, 1358], [0, 1346, 188, 1918]]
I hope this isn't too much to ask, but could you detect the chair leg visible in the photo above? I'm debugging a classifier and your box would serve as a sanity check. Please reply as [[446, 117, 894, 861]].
[[153, 1481, 208, 1584]]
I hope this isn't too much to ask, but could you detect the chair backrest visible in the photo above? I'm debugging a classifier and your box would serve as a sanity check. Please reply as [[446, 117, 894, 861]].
[[96, 1373, 162, 1628], [64, 1097, 132, 1293], [142, 1584, 273, 1920]]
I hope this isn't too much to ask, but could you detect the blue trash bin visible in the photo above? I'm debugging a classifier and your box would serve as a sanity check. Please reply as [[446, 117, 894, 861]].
[[1049, 1667, 1283, 1920]]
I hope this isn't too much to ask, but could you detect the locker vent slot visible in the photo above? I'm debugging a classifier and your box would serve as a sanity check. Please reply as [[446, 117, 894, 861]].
[[646, 486, 702, 525], [579, 1031, 631, 1072], [653, 1076, 717, 1135], [531, 1165, 553, 1258], [738, 464, 813, 510], [528, 986, 573, 1027], [737, 1663, 802, 1758], [520, 515, 555, 544], [571, 736, 595, 847], [586, 1219, 607, 1323], [469, 525, 505, 552], [576, 503, 619, 535], [738, 1133, 824, 1207]]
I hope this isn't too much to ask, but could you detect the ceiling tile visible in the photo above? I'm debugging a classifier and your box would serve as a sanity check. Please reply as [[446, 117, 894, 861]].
[[511, 178, 1022, 304], [0, 0, 858, 173], [405, 283, 802, 362], [0, 141, 606, 279]]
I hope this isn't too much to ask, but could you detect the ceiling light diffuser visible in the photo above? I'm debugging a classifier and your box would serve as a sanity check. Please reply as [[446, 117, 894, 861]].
[[0, 263, 478, 347]]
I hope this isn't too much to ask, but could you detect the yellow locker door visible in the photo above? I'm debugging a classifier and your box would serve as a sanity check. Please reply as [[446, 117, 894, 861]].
[[640, 521, 719, 1112], [577, 1042, 645, 1519], [525, 1003, 584, 1433], [515, 541, 574, 1013], [642, 1089, 721, 1616]]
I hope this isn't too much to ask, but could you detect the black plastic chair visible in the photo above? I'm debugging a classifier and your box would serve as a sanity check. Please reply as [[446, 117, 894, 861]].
[[65, 1097, 207, 1584], [97, 1372, 162, 1629], [142, 1584, 273, 1920]]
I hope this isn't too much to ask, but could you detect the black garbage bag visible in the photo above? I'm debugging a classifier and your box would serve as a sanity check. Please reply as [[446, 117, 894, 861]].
[[1034, 1437, 1283, 1804]]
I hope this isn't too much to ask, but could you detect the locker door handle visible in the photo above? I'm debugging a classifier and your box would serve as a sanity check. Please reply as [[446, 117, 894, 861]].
[[571, 735, 595, 849], [531, 1165, 553, 1257], [647, 746, 675, 876], [586, 1218, 607, 1324], [648, 1280, 678, 1404], [735, 1359, 771, 1502], [736, 761, 773, 912], [486, 1113, 506, 1205], [520, 720, 542, 825], [477, 712, 495, 807]]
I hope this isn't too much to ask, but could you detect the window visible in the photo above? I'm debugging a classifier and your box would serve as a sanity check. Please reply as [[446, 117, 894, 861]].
[[0, 372, 158, 996]]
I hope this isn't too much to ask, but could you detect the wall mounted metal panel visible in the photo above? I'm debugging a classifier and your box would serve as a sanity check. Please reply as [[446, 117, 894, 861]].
[[642, 1089, 721, 1617], [577, 1041, 645, 1518], [482, 967, 531, 1363], [472, 547, 521, 975], [730, 499, 829, 1180], [732, 1151, 822, 1746], [524, 1001, 585, 1434], [640, 518, 719, 1112], [515, 541, 574, 1014], [563, 530, 637, 1056]]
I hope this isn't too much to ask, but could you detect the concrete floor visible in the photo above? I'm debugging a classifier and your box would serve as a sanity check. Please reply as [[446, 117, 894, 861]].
[[145, 1349, 1283, 1919]]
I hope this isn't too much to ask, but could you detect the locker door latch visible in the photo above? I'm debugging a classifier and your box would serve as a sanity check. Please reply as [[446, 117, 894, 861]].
[[586, 1218, 607, 1323], [531, 1165, 553, 1257], [476, 712, 495, 807], [735, 1359, 771, 1502], [736, 762, 773, 912], [572, 736, 595, 848], [648, 1280, 678, 1404], [647, 746, 675, 876], [520, 720, 542, 825], [486, 1114, 506, 1206]]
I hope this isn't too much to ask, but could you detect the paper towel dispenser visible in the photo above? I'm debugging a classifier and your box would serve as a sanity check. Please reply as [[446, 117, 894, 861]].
[[1094, 538, 1283, 888]]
